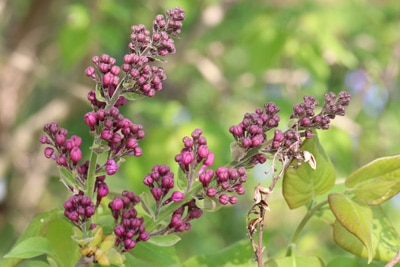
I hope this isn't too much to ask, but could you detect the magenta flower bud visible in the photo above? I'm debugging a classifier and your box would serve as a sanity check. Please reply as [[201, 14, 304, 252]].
[[124, 239, 136, 250], [219, 194, 230, 205], [139, 232, 150, 241], [151, 187, 163, 201], [229, 196, 238, 205], [134, 147, 142, 156], [110, 65, 120, 75], [162, 176, 174, 189], [235, 185, 245, 195], [84, 112, 97, 128], [103, 72, 114, 87], [39, 135, 49, 144], [206, 187, 217, 197], [171, 191, 185, 202], [89, 223, 97, 230], [56, 155, 67, 166], [181, 151, 194, 165], [105, 159, 118, 175], [114, 225, 125, 237], [204, 152, 214, 167], [143, 175, 154, 186], [70, 135, 82, 147], [100, 129, 113, 141], [110, 196, 124, 211], [189, 209, 203, 219], [182, 136, 193, 148], [70, 147, 82, 163], [55, 134, 66, 146], [112, 133, 122, 144], [97, 182, 109, 198], [197, 145, 209, 158], [44, 147, 54, 158], [85, 66, 96, 77]]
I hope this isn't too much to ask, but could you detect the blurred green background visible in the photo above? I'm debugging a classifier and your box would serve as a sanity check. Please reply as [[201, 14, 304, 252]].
[[0, 0, 399, 265]]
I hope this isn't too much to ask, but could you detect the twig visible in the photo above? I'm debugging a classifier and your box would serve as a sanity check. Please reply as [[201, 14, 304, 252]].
[[386, 250, 400, 267]]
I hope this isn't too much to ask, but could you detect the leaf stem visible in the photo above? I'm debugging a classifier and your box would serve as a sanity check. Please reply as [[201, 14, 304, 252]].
[[286, 199, 329, 256]]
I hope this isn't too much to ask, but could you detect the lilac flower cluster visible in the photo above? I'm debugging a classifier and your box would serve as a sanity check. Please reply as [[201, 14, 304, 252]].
[[174, 128, 214, 174], [290, 91, 352, 131], [40, 122, 83, 169], [198, 167, 247, 205], [108, 191, 149, 252], [84, 106, 144, 161], [165, 200, 203, 233], [63, 194, 95, 228], [268, 91, 351, 161], [229, 102, 280, 150], [85, 7, 185, 100], [143, 164, 185, 205]]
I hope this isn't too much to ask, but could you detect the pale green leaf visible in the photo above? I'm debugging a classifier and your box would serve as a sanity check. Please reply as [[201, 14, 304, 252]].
[[328, 193, 373, 262], [283, 133, 336, 209]]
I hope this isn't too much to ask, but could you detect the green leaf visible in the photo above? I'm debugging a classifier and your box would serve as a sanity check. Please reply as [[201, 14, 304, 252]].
[[122, 92, 145, 101], [328, 193, 373, 262], [146, 234, 181, 247], [345, 155, 400, 205], [45, 218, 79, 267], [0, 210, 62, 267], [127, 241, 181, 267], [182, 239, 254, 267], [283, 133, 336, 209], [4, 237, 54, 259], [332, 206, 400, 262], [265, 255, 325, 267]]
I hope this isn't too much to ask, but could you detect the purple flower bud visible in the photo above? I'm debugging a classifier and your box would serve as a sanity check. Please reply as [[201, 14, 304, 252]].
[[143, 175, 154, 186], [235, 185, 245, 195], [229, 196, 238, 205], [197, 145, 209, 158], [219, 194, 230, 205], [206, 187, 217, 197], [97, 182, 109, 198], [124, 239, 136, 250], [85, 66, 96, 78], [162, 176, 174, 189], [151, 187, 163, 201], [114, 225, 125, 237], [100, 129, 113, 141], [103, 72, 114, 87], [171, 191, 185, 202], [189, 209, 203, 219], [106, 159, 118, 175], [181, 151, 194, 165], [84, 112, 98, 128], [139, 232, 150, 241], [70, 147, 82, 163], [44, 147, 54, 158], [109, 197, 124, 215]]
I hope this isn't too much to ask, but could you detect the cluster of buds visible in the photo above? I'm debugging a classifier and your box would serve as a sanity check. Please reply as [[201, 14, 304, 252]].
[[143, 164, 185, 205], [198, 167, 246, 205], [174, 128, 214, 175], [40, 122, 83, 168], [63, 194, 95, 229], [165, 200, 203, 233], [229, 102, 281, 149], [108, 191, 149, 252], [84, 106, 144, 161], [264, 91, 351, 164], [85, 7, 185, 101]]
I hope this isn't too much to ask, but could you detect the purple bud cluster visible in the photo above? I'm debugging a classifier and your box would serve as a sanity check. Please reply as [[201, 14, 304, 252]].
[[85, 54, 127, 109], [229, 103, 280, 149], [108, 191, 149, 252], [84, 107, 144, 160], [143, 165, 185, 205], [174, 128, 214, 173], [63, 194, 95, 228], [85, 7, 185, 101], [166, 200, 203, 233], [199, 166, 246, 205], [290, 91, 352, 131], [40, 122, 83, 168]]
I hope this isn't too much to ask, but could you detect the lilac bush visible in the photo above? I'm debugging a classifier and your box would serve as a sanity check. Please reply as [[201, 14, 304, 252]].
[[5, 5, 400, 267]]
